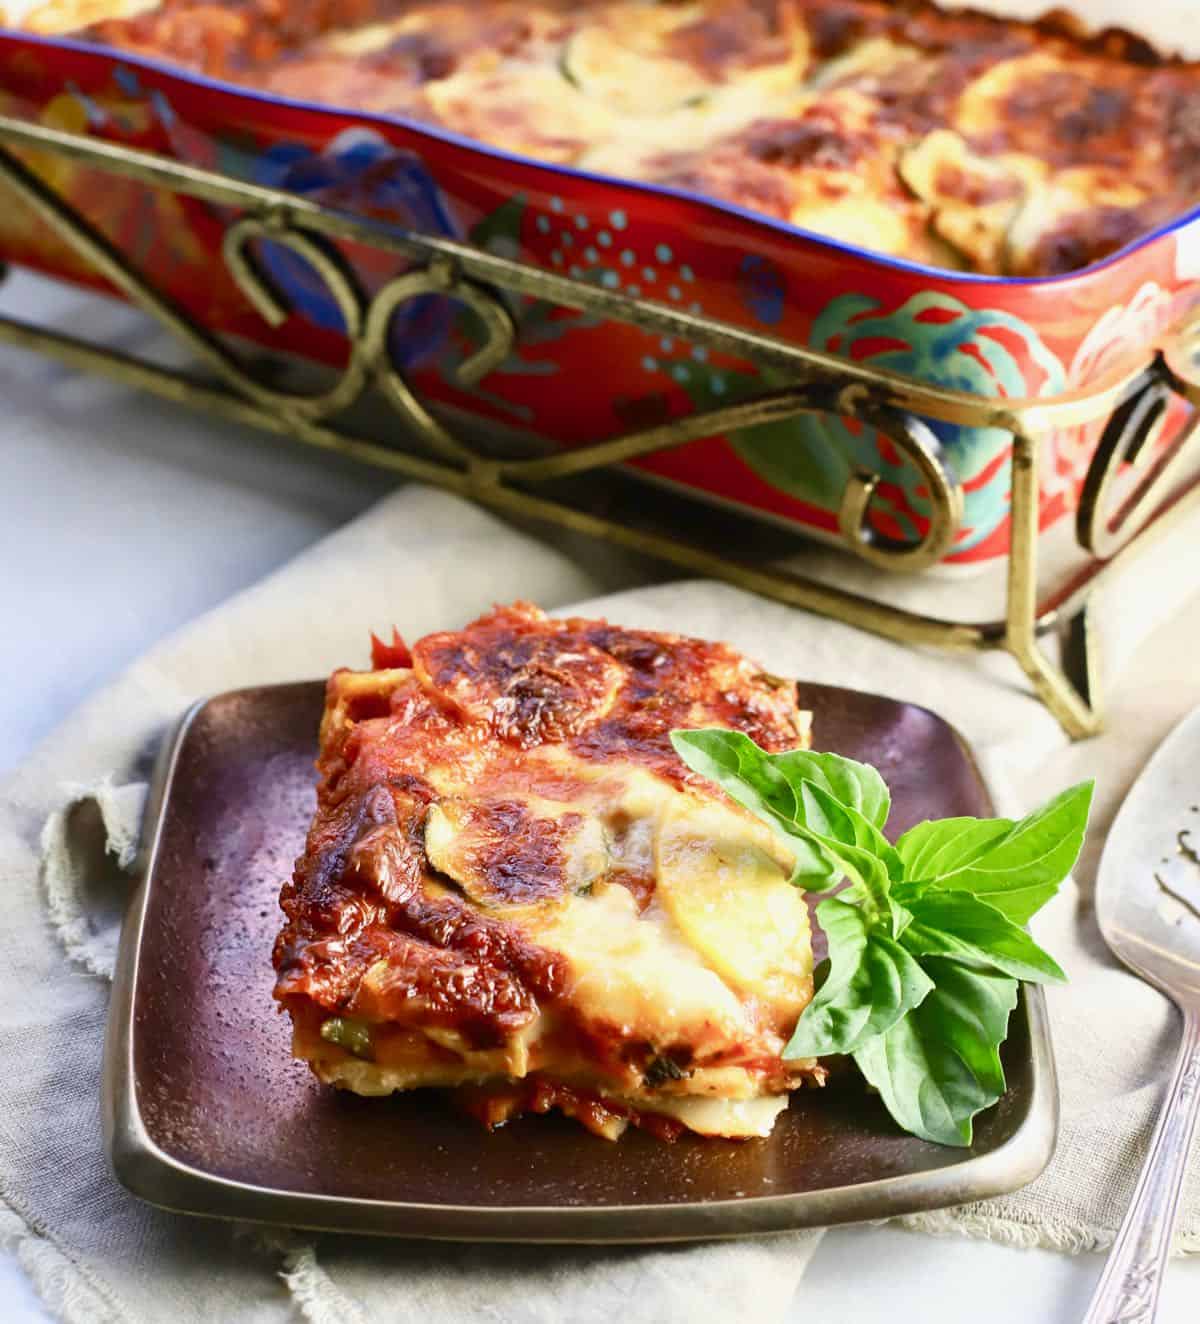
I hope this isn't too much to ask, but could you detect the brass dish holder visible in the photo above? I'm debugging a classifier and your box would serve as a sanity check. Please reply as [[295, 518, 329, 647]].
[[2, 112, 1199, 739]]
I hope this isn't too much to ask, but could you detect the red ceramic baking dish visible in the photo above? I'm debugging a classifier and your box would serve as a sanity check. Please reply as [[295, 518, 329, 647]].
[[1, 1, 1198, 566]]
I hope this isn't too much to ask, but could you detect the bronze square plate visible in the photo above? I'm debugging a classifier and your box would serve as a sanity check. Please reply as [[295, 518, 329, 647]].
[[103, 680, 1058, 1242]]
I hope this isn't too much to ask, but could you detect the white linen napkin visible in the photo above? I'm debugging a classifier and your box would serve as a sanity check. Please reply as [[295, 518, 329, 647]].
[[5, 482, 1200, 1324]]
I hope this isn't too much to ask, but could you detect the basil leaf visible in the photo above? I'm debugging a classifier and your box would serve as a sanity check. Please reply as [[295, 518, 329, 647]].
[[900, 889, 1066, 984], [802, 828, 896, 917], [669, 729, 836, 886], [890, 879, 928, 907], [895, 782, 1093, 923], [800, 781, 903, 879], [785, 899, 933, 1058], [896, 817, 1013, 880], [760, 779, 896, 916], [667, 729, 890, 848], [947, 783, 1093, 922], [771, 748, 891, 829], [917, 960, 1019, 1102], [670, 728, 797, 820], [669, 729, 897, 908], [854, 960, 1018, 1146], [853, 1015, 985, 1148], [886, 897, 916, 941]]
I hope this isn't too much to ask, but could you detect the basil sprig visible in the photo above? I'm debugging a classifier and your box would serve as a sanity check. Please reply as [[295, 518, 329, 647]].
[[670, 729, 1091, 1147]]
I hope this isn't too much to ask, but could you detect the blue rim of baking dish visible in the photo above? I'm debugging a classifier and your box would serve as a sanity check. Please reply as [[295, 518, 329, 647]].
[[4, 26, 1200, 290]]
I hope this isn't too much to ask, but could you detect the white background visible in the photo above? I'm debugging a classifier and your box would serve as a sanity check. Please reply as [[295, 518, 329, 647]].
[[5, 241, 1200, 1324]]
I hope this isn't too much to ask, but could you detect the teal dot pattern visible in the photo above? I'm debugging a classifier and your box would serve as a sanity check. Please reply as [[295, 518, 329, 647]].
[[523, 193, 719, 387]]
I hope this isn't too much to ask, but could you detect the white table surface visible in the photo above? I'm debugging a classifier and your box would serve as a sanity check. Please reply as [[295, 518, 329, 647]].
[[4, 268, 1200, 1322]]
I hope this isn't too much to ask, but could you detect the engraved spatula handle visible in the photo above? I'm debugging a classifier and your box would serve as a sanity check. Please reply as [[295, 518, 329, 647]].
[[1082, 1008, 1200, 1324]]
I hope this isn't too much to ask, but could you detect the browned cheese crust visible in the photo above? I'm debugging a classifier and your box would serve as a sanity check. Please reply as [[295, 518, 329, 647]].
[[14, 0, 1190, 275]]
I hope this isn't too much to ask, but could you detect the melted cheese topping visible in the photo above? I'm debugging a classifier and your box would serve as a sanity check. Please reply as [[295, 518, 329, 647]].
[[536, 884, 755, 1046], [57, 0, 1200, 276], [273, 602, 820, 1139]]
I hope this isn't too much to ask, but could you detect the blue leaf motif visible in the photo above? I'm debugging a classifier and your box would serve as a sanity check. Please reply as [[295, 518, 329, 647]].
[[247, 129, 462, 363]]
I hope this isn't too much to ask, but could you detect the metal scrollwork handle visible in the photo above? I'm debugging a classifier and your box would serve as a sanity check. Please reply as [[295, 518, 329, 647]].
[[221, 215, 371, 418], [835, 392, 964, 573], [1077, 356, 1200, 560], [364, 256, 515, 469], [1081, 1010, 1200, 1324]]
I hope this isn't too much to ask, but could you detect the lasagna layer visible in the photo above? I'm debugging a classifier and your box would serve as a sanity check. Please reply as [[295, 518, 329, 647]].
[[11, 0, 1198, 275], [273, 601, 821, 1139]]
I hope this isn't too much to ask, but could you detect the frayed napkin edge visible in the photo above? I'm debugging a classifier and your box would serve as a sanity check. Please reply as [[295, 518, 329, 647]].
[[260, 1234, 370, 1324], [39, 779, 147, 983], [900, 1208, 1200, 1256], [0, 1194, 124, 1324]]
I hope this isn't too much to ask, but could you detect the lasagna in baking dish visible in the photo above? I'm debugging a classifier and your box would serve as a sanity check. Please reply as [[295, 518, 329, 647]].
[[11, 0, 1200, 276], [272, 602, 822, 1139]]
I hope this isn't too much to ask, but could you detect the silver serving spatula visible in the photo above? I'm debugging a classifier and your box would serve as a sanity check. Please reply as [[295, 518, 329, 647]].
[[1083, 705, 1200, 1324]]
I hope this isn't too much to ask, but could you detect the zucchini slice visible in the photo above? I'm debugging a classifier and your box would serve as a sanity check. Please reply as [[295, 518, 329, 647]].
[[561, 25, 712, 116]]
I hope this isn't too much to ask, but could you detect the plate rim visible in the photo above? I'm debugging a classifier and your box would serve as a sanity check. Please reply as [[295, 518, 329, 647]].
[[102, 681, 1060, 1243]]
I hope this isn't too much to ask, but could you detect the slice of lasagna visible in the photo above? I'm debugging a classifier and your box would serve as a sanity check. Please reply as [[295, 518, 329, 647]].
[[273, 602, 822, 1140]]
